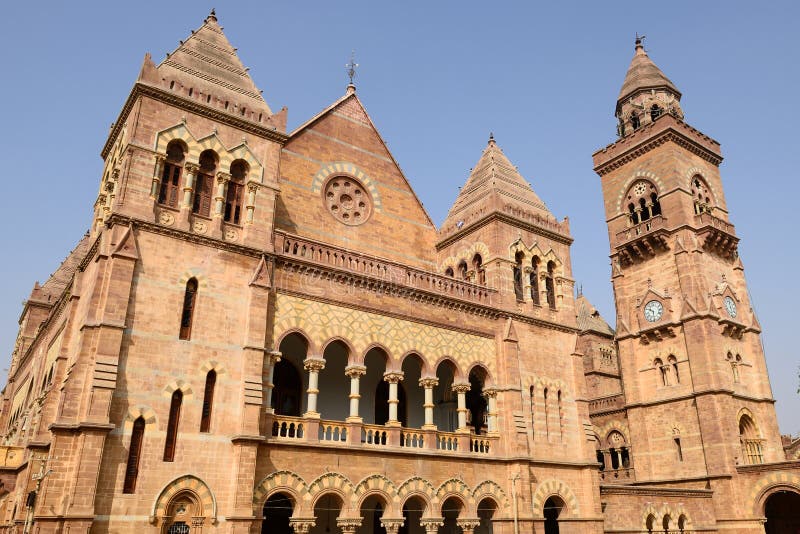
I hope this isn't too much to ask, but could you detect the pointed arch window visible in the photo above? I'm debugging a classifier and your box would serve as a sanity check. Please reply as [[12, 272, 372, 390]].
[[668, 355, 679, 384], [457, 260, 468, 280], [545, 261, 556, 309], [200, 370, 216, 433], [192, 150, 217, 217], [543, 388, 550, 437], [444, 267, 454, 278], [513, 252, 524, 301], [654, 358, 668, 386], [530, 256, 541, 305], [159, 142, 185, 208], [179, 278, 198, 340], [123, 416, 145, 493], [691, 175, 715, 215], [163, 390, 183, 462], [225, 160, 247, 225], [472, 254, 485, 285], [738, 413, 763, 464]]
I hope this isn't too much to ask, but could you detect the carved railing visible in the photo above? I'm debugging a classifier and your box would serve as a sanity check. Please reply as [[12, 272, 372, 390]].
[[695, 211, 734, 234], [400, 430, 425, 449], [588, 394, 625, 414], [695, 212, 738, 259], [436, 431, 459, 451], [271, 415, 305, 440], [470, 436, 491, 454], [615, 214, 667, 246], [599, 467, 635, 481], [275, 232, 494, 306], [362, 425, 388, 446], [319, 420, 348, 442]]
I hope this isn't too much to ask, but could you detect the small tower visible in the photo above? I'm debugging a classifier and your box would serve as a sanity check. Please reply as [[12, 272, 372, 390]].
[[615, 35, 684, 137]]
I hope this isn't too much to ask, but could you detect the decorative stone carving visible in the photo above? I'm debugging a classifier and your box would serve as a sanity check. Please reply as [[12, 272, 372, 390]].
[[323, 176, 373, 226], [159, 210, 175, 226], [193, 220, 208, 234], [224, 228, 238, 241]]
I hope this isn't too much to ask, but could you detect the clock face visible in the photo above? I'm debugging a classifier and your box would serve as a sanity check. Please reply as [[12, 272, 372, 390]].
[[724, 296, 737, 318], [644, 300, 664, 322]]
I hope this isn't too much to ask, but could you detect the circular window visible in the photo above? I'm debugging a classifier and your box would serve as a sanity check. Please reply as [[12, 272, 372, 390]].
[[323, 176, 372, 225]]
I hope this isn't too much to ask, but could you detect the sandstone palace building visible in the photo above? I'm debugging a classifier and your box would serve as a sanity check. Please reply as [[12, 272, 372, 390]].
[[1, 10, 798, 534]]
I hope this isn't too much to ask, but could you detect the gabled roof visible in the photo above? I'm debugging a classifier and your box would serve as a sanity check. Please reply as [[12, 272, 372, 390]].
[[576, 294, 615, 336], [617, 38, 681, 104], [150, 10, 272, 117], [31, 232, 93, 305], [441, 135, 554, 233]]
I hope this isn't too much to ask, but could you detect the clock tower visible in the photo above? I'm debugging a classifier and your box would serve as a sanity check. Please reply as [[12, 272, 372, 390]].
[[592, 35, 784, 491]]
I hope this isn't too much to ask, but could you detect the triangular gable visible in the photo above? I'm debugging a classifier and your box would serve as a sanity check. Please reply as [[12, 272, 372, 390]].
[[250, 255, 271, 288], [503, 318, 518, 343], [112, 224, 140, 260]]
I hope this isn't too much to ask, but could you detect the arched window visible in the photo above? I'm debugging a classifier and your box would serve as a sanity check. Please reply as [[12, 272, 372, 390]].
[[123, 416, 145, 493], [158, 141, 185, 208], [545, 261, 556, 309], [513, 252, 524, 301], [662, 514, 672, 534], [543, 388, 550, 437], [650, 104, 662, 122], [225, 160, 247, 224], [192, 150, 217, 217], [472, 254, 485, 285], [457, 260, 468, 280], [668, 355, 680, 384], [163, 390, 183, 462], [179, 278, 198, 340], [646, 514, 655, 534], [530, 256, 540, 305], [631, 112, 640, 130], [739, 413, 763, 464], [444, 267, 454, 278], [529, 385, 535, 438], [625, 181, 661, 225], [556, 390, 564, 440], [691, 175, 714, 215], [200, 370, 216, 432], [654, 358, 668, 386], [677, 515, 687, 533]]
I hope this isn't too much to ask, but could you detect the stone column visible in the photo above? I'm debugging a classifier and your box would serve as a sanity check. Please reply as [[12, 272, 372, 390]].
[[289, 518, 316, 534], [337, 518, 362, 534], [214, 172, 230, 218], [151, 155, 165, 198], [452, 382, 471, 431], [381, 518, 405, 534], [484, 388, 499, 434], [303, 357, 325, 418], [602, 449, 612, 471], [420, 518, 444, 534], [419, 377, 438, 430], [264, 350, 282, 413], [182, 163, 199, 209], [245, 181, 258, 224], [345, 365, 366, 422], [384, 371, 405, 427], [457, 519, 481, 534]]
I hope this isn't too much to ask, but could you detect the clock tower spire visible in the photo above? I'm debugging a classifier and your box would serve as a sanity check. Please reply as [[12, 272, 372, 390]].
[[592, 38, 783, 495]]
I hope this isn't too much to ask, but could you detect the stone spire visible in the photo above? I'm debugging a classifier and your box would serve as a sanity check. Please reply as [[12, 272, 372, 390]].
[[440, 134, 558, 237], [615, 36, 684, 136], [140, 9, 274, 120]]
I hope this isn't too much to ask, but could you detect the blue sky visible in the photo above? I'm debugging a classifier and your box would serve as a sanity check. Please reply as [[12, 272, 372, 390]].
[[1, 1, 798, 432]]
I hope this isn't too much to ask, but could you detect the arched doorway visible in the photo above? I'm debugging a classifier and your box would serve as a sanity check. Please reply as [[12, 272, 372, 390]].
[[543, 496, 564, 534], [311, 494, 344, 534], [763, 489, 800, 534], [262, 493, 294, 534], [441, 496, 463, 534], [476, 498, 496, 534], [273, 360, 302, 416], [466, 367, 488, 434], [163, 490, 202, 534], [399, 496, 425, 534], [358, 495, 388, 534]]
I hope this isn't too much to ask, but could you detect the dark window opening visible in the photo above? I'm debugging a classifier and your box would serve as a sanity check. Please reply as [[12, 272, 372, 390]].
[[674, 437, 683, 461], [631, 113, 640, 130], [163, 390, 183, 461], [225, 160, 247, 224], [596, 450, 605, 471], [458, 260, 468, 280], [192, 150, 217, 217], [159, 142, 185, 207], [530, 257, 540, 305], [200, 370, 216, 432], [179, 278, 198, 340], [473, 254, 485, 285], [123, 416, 145, 493], [545, 261, 556, 309], [445, 267, 454, 278], [272, 360, 302, 417], [650, 105, 662, 122], [513, 252, 524, 301]]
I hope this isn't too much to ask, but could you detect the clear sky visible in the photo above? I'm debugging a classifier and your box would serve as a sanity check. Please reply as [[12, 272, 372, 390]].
[[1, 1, 798, 433]]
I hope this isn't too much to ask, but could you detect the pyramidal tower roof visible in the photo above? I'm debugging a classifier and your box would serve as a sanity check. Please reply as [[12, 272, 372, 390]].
[[617, 36, 681, 104], [575, 294, 615, 336], [148, 9, 272, 116], [441, 135, 554, 234]]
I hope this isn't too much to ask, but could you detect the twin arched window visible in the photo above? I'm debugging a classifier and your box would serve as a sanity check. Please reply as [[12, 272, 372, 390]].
[[625, 181, 661, 225], [513, 254, 556, 308], [654, 356, 680, 386], [691, 175, 714, 215], [727, 352, 743, 383]]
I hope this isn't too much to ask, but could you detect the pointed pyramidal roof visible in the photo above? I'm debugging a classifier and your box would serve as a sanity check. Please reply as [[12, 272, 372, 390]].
[[441, 135, 555, 234], [148, 9, 272, 117], [617, 36, 681, 104], [575, 294, 615, 336]]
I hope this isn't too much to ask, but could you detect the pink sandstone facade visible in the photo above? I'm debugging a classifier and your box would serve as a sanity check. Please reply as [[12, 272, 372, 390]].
[[0, 12, 797, 534]]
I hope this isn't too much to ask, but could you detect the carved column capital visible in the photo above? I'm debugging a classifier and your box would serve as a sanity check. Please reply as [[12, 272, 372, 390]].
[[456, 519, 481, 533], [303, 357, 326, 372], [483, 387, 499, 399], [289, 518, 316, 534], [268, 350, 282, 364], [420, 518, 444, 534], [184, 162, 200, 174], [336, 517, 362, 534], [451, 382, 471, 394], [418, 377, 439, 389], [247, 180, 260, 194], [380, 518, 405, 534], [216, 171, 232, 184], [345, 365, 367, 378], [383, 371, 404, 384]]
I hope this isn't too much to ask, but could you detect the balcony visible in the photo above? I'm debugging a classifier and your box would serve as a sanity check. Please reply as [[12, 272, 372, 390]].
[[694, 212, 738, 259], [614, 215, 670, 265], [599, 466, 635, 483], [275, 232, 496, 307], [268, 414, 496, 456], [588, 394, 625, 415]]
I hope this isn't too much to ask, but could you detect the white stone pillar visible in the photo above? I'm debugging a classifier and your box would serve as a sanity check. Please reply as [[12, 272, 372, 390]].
[[264, 350, 281, 413], [453, 382, 471, 431], [419, 377, 438, 430], [303, 357, 325, 418], [151, 155, 165, 198], [182, 163, 199, 208], [345, 365, 366, 422], [214, 172, 230, 218], [245, 181, 258, 224], [384, 371, 404, 427], [484, 388, 499, 434]]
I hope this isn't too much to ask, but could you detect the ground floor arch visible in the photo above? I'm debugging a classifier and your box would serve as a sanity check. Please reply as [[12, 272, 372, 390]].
[[262, 493, 294, 534], [543, 496, 564, 534], [763, 488, 800, 534]]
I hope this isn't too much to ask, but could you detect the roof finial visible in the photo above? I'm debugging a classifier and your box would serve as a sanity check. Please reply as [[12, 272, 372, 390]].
[[488, 132, 495, 146], [346, 50, 359, 92], [206, 8, 217, 23], [635, 33, 646, 52]]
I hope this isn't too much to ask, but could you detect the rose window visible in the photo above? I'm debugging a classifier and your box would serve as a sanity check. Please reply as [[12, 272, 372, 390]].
[[324, 177, 372, 225]]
